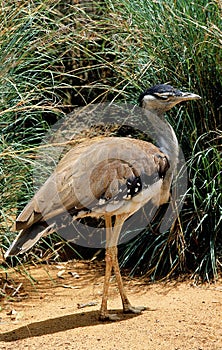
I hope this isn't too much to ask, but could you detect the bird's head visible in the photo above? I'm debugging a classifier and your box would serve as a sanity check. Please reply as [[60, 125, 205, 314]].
[[139, 84, 201, 116]]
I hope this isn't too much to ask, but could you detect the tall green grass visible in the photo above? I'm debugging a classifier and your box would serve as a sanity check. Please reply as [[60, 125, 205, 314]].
[[0, 0, 221, 280]]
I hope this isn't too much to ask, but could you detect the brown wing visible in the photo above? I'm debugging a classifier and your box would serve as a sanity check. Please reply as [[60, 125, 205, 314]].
[[15, 137, 169, 230], [15, 138, 100, 230]]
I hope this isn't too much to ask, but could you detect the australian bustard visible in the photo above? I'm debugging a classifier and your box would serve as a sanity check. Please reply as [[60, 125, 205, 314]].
[[5, 84, 201, 321]]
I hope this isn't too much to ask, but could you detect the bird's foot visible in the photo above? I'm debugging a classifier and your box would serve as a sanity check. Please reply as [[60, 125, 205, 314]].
[[123, 305, 146, 314], [99, 306, 146, 321], [99, 313, 120, 322]]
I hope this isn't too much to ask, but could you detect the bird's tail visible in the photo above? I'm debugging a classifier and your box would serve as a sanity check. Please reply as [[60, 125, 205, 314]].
[[4, 223, 56, 258]]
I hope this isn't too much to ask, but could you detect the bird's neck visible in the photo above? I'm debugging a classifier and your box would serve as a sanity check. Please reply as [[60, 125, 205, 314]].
[[144, 110, 179, 172]]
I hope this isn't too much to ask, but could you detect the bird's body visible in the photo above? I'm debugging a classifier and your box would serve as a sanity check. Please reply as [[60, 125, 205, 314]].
[[5, 84, 201, 321], [16, 137, 169, 226]]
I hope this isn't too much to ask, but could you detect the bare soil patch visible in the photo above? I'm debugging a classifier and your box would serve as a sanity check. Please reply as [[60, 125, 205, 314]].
[[0, 262, 221, 350]]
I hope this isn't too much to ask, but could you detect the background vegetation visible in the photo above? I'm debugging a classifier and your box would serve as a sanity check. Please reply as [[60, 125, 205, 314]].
[[0, 0, 221, 282]]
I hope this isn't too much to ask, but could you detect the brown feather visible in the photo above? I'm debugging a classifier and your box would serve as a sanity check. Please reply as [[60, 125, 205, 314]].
[[15, 137, 169, 230]]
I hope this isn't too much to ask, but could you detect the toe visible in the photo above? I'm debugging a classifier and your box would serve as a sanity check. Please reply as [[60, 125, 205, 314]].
[[123, 305, 146, 314], [99, 313, 120, 321]]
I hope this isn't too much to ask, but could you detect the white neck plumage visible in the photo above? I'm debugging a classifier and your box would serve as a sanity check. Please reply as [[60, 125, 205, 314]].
[[143, 109, 179, 177]]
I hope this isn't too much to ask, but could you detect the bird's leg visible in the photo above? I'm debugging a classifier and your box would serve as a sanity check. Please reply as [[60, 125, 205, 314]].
[[111, 245, 131, 310], [108, 216, 131, 310], [100, 215, 146, 321], [99, 246, 114, 320], [99, 216, 117, 321], [111, 215, 146, 314]]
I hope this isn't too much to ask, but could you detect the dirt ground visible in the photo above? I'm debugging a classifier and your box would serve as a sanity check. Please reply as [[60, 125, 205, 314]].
[[0, 261, 221, 350]]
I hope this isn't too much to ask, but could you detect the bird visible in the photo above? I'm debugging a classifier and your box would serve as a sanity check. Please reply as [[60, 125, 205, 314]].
[[5, 84, 201, 321]]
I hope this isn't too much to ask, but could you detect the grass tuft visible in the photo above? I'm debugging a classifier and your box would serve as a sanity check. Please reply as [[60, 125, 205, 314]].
[[0, 0, 221, 281]]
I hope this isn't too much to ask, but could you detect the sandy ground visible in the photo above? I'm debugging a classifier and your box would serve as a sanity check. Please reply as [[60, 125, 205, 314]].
[[0, 261, 221, 350]]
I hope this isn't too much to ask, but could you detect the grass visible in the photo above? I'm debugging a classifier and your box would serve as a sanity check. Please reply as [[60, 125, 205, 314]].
[[0, 0, 221, 281]]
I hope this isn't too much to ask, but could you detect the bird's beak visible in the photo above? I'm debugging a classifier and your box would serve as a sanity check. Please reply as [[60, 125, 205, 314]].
[[165, 90, 201, 111], [178, 91, 202, 101]]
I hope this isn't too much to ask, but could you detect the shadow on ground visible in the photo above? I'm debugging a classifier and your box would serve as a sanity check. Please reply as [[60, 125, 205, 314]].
[[0, 309, 140, 342]]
